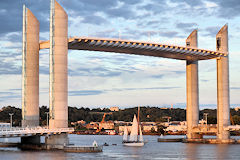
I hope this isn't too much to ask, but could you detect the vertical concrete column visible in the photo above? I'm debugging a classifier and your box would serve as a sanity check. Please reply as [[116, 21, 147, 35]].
[[216, 25, 230, 141], [22, 5, 39, 127], [49, 0, 68, 129], [186, 30, 201, 139]]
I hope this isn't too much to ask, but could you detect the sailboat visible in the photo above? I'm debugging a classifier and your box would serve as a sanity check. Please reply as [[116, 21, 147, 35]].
[[122, 107, 144, 147]]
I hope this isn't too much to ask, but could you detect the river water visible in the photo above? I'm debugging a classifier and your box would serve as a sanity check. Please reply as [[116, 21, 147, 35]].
[[0, 135, 240, 160]]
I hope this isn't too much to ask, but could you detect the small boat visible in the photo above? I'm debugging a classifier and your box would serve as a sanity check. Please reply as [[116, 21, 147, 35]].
[[123, 107, 144, 147]]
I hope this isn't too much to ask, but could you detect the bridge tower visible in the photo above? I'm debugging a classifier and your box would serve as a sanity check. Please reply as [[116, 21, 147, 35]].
[[216, 25, 230, 142], [186, 30, 202, 139], [21, 5, 40, 144], [46, 0, 69, 146]]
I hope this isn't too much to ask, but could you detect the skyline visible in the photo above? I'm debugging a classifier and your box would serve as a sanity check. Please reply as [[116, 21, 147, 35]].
[[0, 0, 240, 108]]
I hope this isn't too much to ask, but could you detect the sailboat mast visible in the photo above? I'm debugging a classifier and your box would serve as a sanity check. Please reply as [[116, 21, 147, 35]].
[[137, 106, 140, 141], [138, 106, 140, 124]]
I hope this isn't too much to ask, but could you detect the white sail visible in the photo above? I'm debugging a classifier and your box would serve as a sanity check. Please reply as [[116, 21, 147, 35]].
[[123, 126, 128, 141], [129, 114, 138, 142], [139, 126, 143, 142]]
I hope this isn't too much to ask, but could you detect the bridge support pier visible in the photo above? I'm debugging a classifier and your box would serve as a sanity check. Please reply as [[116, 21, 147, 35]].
[[49, 0, 69, 145], [21, 136, 41, 145], [186, 30, 202, 139], [216, 25, 230, 141], [45, 133, 69, 148]]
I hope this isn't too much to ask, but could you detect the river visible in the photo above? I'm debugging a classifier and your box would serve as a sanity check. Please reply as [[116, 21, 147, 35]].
[[0, 135, 240, 159]]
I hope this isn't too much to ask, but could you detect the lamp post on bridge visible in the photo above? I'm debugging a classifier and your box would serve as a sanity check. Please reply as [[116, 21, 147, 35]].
[[45, 112, 49, 129], [9, 113, 14, 128]]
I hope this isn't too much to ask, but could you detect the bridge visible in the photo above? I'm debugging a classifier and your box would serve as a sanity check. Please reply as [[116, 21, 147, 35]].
[[4, 0, 234, 148]]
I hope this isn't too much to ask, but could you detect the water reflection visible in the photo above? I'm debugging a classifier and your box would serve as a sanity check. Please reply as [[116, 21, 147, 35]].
[[20, 151, 68, 160], [216, 144, 229, 160], [185, 143, 199, 160]]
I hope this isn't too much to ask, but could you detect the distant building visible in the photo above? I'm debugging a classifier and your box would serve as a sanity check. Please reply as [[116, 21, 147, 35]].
[[141, 122, 156, 126], [99, 121, 114, 130], [160, 107, 168, 110], [165, 121, 187, 132], [199, 119, 207, 125], [71, 120, 86, 126], [86, 122, 99, 130], [110, 107, 119, 112], [235, 107, 240, 111], [119, 126, 132, 133], [143, 125, 157, 132], [119, 122, 158, 133]]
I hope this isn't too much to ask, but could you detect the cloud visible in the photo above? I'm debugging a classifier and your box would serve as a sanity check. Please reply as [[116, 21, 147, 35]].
[[68, 67, 122, 77], [204, 26, 220, 37], [151, 74, 164, 79], [0, 61, 21, 75], [176, 22, 198, 32], [69, 90, 104, 96], [211, 0, 240, 18], [81, 15, 108, 25], [0, 89, 21, 102], [69, 86, 180, 96], [106, 4, 136, 19], [138, 3, 167, 15], [159, 31, 179, 38], [171, 0, 204, 6], [201, 79, 209, 82], [231, 87, 240, 90]]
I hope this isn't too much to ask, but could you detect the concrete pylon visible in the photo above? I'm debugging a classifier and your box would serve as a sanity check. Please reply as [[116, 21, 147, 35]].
[[22, 5, 39, 127], [49, 0, 68, 129], [47, 0, 68, 146], [21, 5, 40, 145], [186, 30, 201, 139], [216, 24, 230, 141]]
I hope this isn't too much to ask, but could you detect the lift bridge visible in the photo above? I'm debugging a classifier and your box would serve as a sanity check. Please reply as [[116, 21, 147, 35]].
[[1, 0, 237, 147]]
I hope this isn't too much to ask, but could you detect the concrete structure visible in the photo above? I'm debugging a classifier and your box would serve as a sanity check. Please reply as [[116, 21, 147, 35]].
[[47, 0, 69, 146], [216, 25, 230, 141], [22, 5, 40, 145], [49, 0, 68, 129], [186, 30, 201, 139], [19, 1, 233, 144], [22, 5, 39, 128], [40, 37, 226, 60]]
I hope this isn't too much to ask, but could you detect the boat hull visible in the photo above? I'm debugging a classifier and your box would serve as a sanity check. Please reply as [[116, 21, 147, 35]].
[[123, 142, 144, 147]]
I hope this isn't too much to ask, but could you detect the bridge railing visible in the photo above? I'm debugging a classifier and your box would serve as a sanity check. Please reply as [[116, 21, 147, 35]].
[[0, 127, 74, 137]]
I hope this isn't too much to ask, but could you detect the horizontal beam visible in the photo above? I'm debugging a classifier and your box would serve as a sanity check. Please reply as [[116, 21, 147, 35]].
[[40, 37, 227, 61]]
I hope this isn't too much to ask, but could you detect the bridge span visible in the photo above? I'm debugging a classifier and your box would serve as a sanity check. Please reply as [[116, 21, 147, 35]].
[[40, 37, 226, 61]]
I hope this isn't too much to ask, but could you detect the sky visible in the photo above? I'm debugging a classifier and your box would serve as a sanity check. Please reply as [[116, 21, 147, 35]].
[[0, 0, 240, 109]]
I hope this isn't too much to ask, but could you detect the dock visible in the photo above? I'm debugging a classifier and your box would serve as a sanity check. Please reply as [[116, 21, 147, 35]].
[[64, 146, 103, 153], [158, 138, 183, 142], [0, 143, 103, 152]]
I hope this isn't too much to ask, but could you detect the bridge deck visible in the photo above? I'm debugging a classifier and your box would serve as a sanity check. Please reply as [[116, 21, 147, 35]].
[[40, 37, 227, 61], [0, 127, 74, 138]]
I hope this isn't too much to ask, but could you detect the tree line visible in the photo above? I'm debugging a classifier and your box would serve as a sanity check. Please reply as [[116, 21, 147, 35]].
[[1, 106, 240, 126]]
